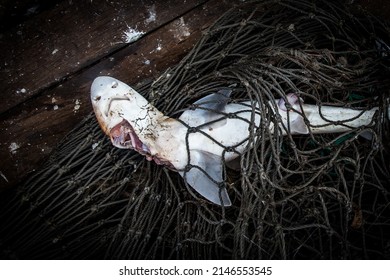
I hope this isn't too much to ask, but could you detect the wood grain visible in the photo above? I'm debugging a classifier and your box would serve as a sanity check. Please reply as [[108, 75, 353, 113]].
[[0, 0, 206, 114]]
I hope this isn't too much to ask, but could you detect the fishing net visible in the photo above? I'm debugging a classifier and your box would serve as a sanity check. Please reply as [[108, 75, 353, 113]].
[[1, 0, 390, 259]]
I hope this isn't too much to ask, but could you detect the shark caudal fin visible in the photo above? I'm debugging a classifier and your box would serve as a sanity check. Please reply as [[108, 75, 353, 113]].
[[180, 150, 231, 206]]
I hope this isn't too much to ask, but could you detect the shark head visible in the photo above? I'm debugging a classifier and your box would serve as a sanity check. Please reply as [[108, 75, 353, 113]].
[[90, 76, 172, 162]]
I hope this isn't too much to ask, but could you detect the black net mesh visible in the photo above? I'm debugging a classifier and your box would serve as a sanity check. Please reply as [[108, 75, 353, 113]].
[[1, 0, 390, 259]]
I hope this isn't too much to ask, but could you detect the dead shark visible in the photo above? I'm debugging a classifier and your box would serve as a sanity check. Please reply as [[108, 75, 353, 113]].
[[91, 76, 382, 206]]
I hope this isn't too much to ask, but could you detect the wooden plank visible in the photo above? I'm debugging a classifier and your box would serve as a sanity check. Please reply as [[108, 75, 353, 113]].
[[0, 0, 206, 114], [0, 0, 64, 32], [0, 0, 237, 188]]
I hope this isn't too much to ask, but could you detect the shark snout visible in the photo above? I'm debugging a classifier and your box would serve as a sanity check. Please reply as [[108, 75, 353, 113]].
[[90, 76, 124, 135], [91, 76, 120, 102]]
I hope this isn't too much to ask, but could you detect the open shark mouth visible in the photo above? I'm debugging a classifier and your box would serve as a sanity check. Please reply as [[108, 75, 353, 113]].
[[110, 119, 176, 170], [110, 119, 150, 153]]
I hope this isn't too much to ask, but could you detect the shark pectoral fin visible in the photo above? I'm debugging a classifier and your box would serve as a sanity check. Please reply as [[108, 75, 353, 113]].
[[179, 89, 232, 129], [180, 150, 232, 206]]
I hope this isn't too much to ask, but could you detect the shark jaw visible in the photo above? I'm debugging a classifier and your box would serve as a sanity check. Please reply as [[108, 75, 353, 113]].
[[110, 118, 176, 169]]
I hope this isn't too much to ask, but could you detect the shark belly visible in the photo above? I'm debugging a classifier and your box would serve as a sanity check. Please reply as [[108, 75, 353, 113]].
[[183, 102, 261, 162]]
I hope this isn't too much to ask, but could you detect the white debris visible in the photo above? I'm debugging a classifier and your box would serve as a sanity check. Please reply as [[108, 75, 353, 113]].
[[180, 17, 190, 36], [172, 17, 190, 40], [145, 5, 157, 24], [26, 6, 39, 15], [92, 143, 99, 150], [16, 88, 27, 94], [9, 142, 20, 154], [53, 105, 59, 110], [74, 99, 81, 112], [51, 97, 57, 103], [0, 171, 8, 183], [156, 42, 162, 51], [144, 59, 151, 65], [122, 25, 145, 43], [52, 48, 59, 55], [149, 41, 162, 54]]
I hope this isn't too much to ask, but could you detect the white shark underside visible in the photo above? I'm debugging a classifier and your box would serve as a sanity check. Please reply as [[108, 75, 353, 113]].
[[91, 76, 381, 206]]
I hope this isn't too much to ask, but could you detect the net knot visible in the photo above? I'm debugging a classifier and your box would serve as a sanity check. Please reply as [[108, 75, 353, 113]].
[[188, 127, 198, 133]]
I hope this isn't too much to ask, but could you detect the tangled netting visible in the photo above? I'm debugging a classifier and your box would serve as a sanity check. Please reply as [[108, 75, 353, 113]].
[[1, 0, 390, 259]]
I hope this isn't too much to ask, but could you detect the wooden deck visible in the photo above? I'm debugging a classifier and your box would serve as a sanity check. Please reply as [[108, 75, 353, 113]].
[[0, 0, 389, 189]]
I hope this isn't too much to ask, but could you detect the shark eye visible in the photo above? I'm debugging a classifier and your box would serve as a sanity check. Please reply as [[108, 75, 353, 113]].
[[111, 81, 118, 88], [93, 96, 101, 101]]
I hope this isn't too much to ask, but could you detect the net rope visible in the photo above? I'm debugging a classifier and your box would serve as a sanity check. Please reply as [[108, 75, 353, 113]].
[[1, 0, 390, 259]]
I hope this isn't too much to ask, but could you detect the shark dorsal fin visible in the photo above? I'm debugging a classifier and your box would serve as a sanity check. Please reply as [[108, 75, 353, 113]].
[[193, 89, 231, 110], [179, 89, 232, 129]]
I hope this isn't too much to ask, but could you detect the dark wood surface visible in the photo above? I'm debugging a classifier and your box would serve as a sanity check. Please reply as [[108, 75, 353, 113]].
[[0, 0, 208, 114], [0, 0, 389, 189]]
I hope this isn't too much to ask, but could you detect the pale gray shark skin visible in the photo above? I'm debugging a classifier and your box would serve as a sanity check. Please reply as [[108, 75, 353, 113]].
[[91, 76, 379, 206]]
